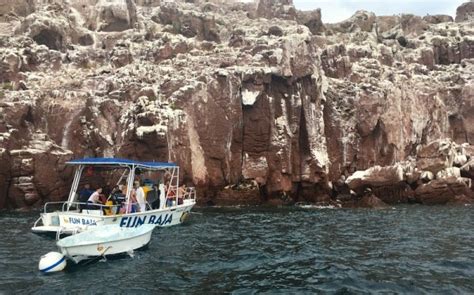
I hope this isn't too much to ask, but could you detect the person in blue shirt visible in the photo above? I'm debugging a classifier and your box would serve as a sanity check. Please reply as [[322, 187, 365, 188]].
[[78, 183, 93, 209]]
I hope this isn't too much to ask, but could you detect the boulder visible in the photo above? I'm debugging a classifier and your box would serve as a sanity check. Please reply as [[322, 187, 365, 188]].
[[346, 164, 404, 191], [0, 0, 35, 19], [18, 9, 69, 51], [320, 44, 351, 78], [455, 1, 474, 22], [416, 139, 456, 174], [357, 194, 389, 208], [454, 154, 468, 167], [447, 194, 474, 205], [0, 51, 22, 83], [420, 171, 434, 183], [372, 183, 414, 204], [255, 0, 296, 20], [87, 0, 137, 32], [376, 15, 401, 38], [156, 2, 220, 42], [399, 14, 429, 36], [15, 2, 95, 51], [422, 15, 453, 24], [297, 9, 325, 35], [342, 189, 389, 208], [436, 167, 461, 179], [331, 10, 376, 33], [414, 176, 473, 205]]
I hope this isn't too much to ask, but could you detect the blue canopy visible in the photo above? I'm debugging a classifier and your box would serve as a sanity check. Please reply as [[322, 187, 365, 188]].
[[66, 157, 178, 169]]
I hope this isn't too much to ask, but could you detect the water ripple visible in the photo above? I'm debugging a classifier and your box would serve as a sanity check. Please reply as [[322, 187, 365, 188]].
[[0, 205, 473, 293]]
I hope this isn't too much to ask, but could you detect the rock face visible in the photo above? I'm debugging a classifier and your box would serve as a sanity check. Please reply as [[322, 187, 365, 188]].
[[0, 0, 473, 209], [414, 177, 472, 205], [345, 139, 474, 205], [0, 0, 35, 19], [416, 139, 456, 174], [456, 1, 474, 22], [255, 0, 296, 20]]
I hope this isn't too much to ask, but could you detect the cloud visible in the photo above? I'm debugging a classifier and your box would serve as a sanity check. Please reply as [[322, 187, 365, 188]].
[[294, 0, 466, 23]]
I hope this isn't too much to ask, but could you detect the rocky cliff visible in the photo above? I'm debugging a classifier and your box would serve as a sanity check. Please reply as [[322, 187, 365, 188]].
[[0, 0, 473, 209]]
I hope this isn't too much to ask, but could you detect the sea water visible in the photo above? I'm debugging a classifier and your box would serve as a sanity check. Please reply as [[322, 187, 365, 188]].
[[0, 205, 473, 293]]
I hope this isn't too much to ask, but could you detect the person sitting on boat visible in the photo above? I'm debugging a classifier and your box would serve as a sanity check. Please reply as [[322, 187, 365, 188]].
[[87, 187, 103, 211], [134, 181, 146, 212]]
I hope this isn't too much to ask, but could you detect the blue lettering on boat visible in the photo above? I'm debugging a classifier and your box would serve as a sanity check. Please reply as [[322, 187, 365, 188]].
[[120, 214, 173, 227], [136, 216, 146, 227], [69, 217, 81, 224], [81, 218, 97, 225], [164, 214, 172, 225], [120, 217, 128, 227], [68, 217, 96, 225]]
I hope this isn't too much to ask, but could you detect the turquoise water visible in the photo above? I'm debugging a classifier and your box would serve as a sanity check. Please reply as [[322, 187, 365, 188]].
[[0, 205, 473, 293]]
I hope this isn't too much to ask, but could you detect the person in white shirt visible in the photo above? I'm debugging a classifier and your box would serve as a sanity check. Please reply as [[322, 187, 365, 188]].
[[87, 187, 102, 210], [134, 181, 146, 212], [159, 182, 166, 209]]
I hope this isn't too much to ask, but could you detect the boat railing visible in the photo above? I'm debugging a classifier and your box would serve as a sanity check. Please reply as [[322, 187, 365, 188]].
[[184, 187, 196, 201], [42, 189, 195, 215], [43, 201, 125, 214], [43, 201, 69, 214], [62, 201, 126, 214]]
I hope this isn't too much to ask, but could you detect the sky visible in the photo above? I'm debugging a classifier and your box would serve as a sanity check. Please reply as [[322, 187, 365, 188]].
[[293, 0, 467, 23]]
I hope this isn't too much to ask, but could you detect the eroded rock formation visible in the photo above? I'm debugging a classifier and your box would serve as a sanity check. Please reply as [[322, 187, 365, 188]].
[[0, 0, 473, 209], [345, 139, 474, 206]]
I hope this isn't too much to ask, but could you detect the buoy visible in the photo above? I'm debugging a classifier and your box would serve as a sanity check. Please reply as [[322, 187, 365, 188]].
[[39, 252, 67, 273]]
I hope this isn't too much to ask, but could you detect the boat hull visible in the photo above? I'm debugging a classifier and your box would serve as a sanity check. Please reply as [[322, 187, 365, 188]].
[[57, 224, 155, 263], [32, 201, 194, 236]]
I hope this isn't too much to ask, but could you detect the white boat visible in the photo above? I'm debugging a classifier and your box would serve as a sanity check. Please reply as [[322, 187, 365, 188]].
[[56, 224, 155, 263], [32, 158, 196, 236]]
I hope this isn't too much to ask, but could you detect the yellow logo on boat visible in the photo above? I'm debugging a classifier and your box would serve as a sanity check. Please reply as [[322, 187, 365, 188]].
[[97, 245, 104, 252], [63, 217, 69, 224]]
